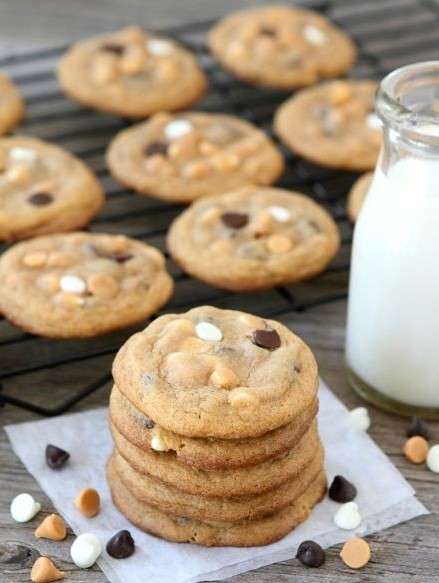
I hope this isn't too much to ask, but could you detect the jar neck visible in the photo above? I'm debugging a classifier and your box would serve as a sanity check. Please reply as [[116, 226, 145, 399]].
[[376, 61, 439, 157]]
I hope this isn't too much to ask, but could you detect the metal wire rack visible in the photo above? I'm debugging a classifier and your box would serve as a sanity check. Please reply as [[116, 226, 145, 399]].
[[1, 0, 438, 416]]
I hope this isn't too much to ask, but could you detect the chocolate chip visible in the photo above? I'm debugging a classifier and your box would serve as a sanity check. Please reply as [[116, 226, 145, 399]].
[[45, 444, 70, 469], [406, 416, 430, 441], [259, 26, 277, 37], [252, 329, 281, 350], [106, 530, 135, 559], [28, 193, 53, 206], [143, 416, 155, 430], [100, 42, 125, 55], [221, 212, 248, 229], [91, 245, 133, 263], [144, 141, 168, 157], [328, 475, 357, 503], [296, 540, 325, 568]]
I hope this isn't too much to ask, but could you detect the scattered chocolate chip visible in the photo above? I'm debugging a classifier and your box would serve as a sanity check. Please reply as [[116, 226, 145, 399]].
[[45, 444, 70, 470], [28, 193, 53, 206], [296, 540, 325, 568], [328, 475, 357, 503], [259, 26, 277, 37], [144, 141, 168, 157], [143, 416, 155, 430], [221, 212, 248, 229], [252, 328, 281, 350], [106, 530, 135, 559], [100, 42, 125, 55], [406, 416, 430, 441]]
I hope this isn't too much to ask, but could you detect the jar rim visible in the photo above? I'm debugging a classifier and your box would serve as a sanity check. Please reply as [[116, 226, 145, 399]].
[[377, 61, 439, 148]]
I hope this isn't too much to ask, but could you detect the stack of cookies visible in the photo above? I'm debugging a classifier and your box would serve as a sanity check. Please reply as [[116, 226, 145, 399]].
[[108, 306, 326, 547]]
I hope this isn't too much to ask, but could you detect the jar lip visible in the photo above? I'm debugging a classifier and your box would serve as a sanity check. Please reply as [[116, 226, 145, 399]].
[[377, 61, 439, 147]]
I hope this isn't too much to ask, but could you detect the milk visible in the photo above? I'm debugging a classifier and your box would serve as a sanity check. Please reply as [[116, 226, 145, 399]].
[[346, 154, 439, 408]]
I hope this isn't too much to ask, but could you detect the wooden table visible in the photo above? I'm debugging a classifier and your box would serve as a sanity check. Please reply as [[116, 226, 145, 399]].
[[1, 1, 438, 581]]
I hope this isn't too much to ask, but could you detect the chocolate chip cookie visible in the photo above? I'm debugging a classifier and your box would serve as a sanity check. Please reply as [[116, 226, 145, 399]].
[[110, 383, 318, 470], [106, 112, 284, 203], [167, 186, 340, 291], [110, 447, 324, 523], [274, 79, 381, 170], [58, 26, 207, 118], [0, 136, 104, 241], [0, 232, 173, 338], [112, 306, 319, 439], [0, 73, 24, 135], [111, 420, 321, 498], [108, 456, 326, 546], [347, 171, 372, 222], [208, 5, 356, 90]]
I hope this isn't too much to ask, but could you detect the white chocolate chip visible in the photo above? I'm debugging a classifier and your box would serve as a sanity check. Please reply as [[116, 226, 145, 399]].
[[195, 321, 223, 342], [334, 502, 362, 530], [268, 206, 291, 222], [164, 119, 194, 141], [151, 434, 169, 452], [303, 24, 327, 46], [70, 533, 102, 569], [426, 444, 439, 473], [10, 493, 41, 523], [9, 147, 38, 164], [349, 407, 371, 431], [60, 274, 87, 295], [366, 113, 382, 130], [148, 38, 174, 56]]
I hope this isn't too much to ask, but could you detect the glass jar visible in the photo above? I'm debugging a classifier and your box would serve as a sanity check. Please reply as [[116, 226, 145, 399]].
[[346, 61, 439, 418]]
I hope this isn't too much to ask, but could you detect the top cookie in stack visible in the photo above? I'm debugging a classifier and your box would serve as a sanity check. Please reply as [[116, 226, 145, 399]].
[[108, 306, 326, 546]]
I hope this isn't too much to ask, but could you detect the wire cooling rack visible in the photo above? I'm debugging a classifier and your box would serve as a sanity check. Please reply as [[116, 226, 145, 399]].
[[1, 0, 438, 415]]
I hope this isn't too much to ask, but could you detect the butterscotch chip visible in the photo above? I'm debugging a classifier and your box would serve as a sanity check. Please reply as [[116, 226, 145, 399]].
[[266, 234, 293, 254], [47, 251, 77, 268], [88, 273, 120, 299], [54, 292, 85, 309], [7, 163, 31, 184], [182, 159, 211, 179], [75, 487, 101, 518], [199, 141, 218, 156], [145, 154, 177, 177], [340, 537, 371, 569], [30, 557, 64, 583], [23, 251, 47, 268], [119, 46, 146, 75], [210, 365, 239, 389], [211, 152, 240, 173], [330, 81, 352, 105], [404, 435, 429, 464], [37, 273, 60, 294], [35, 514, 67, 541]]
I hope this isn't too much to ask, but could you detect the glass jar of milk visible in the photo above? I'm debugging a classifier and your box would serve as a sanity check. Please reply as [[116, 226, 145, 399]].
[[346, 61, 439, 417]]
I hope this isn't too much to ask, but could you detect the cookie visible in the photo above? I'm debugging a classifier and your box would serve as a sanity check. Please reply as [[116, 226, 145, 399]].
[[107, 457, 326, 547], [112, 306, 319, 439], [0, 232, 173, 338], [208, 5, 356, 90], [58, 26, 206, 118], [111, 447, 324, 523], [167, 186, 340, 291], [0, 136, 104, 241], [0, 73, 24, 135], [106, 112, 284, 203], [274, 80, 381, 171], [110, 383, 318, 470], [347, 172, 372, 222], [111, 421, 321, 498]]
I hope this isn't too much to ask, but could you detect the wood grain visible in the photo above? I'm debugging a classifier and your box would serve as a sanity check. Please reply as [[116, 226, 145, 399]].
[[1, 0, 439, 582]]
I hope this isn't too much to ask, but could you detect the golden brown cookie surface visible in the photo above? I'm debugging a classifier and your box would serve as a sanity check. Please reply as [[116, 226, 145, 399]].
[[275, 80, 381, 170], [347, 172, 373, 222], [0, 136, 104, 241], [209, 5, 356, 89], [107, 112, 284, 203], [0, 232, 173, 338], [58, 26, 207, 117], [167, 186, 340, 291]]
